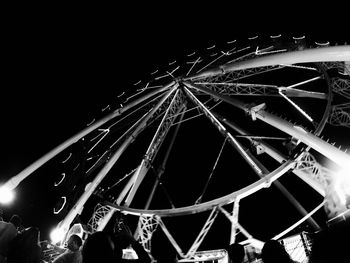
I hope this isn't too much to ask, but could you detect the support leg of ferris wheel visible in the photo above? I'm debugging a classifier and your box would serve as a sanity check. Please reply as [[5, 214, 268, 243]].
[[0, 82, 175, 193], [218, 206, 264, 249], [230, 198, 240, 244], [157, 207, 220, 259], [184, 207, 219, 259], [52, 85, 178, 244]]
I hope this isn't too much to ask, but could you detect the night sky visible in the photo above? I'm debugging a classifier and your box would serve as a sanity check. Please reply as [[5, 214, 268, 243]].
[[1, 8, 349, 253]]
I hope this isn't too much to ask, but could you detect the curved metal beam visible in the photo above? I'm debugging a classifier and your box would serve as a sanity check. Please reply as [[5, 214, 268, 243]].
[[191, 46, 350, 79], [103, 160, 296, 217]]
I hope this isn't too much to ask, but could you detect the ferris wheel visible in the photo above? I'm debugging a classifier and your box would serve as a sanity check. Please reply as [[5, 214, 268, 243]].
[[1, 34, 350, 261]]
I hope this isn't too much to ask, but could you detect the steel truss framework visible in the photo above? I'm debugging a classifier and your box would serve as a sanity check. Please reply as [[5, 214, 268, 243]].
[[3, 36, 350, 261]]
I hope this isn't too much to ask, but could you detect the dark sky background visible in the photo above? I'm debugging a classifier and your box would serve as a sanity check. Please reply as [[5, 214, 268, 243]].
[[0, 7, 349, 253]]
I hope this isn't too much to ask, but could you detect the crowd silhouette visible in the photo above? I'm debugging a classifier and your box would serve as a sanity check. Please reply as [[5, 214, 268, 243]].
[[0, 213, 151, 263], [260, 239, 296, 263], [0, 214, 23, 263], [308, 220, 350, 263], [0, 210, 349, 263], [227, 242, 245, 263], [53, 234, 82, 263]]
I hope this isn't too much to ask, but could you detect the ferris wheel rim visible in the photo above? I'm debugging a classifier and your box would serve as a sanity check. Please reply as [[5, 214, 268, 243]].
[[104, 159, 297, 217]]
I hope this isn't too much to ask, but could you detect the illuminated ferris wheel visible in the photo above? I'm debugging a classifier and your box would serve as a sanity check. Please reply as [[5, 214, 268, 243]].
[[1, 35, 350, 261]]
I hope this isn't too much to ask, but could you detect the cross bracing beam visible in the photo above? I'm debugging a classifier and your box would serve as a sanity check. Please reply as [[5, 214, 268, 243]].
[[192, 79, 326, 99], [188, 64, 284, 83], [332, 78, 350, 99], [329, 103, 350, 127]]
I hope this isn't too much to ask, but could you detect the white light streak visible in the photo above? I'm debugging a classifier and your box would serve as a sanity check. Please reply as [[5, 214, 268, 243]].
[[248, 35, 258, 40], [270, 34, 281, 38], [117, 92, 125, 98], [206, 44, 216, 50], [133, 80, 141, 85], [53, 196, 67, 214], [187, 51, 196, 57], [101, 105, 110, 112], [227, 40, 236, 44], [150, 69, 158, 75], [278, 90, 314, 122], [54, 173, 66, 187], [293, 35, 305, 40], [86, 118, 95, 126], [61, 153, 72, 163]]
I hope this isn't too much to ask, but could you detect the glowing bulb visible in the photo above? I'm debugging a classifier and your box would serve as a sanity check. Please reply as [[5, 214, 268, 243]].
[[333, 169, 350, 205], [50, 227, 66, 244], [0, 186, 15, 204]]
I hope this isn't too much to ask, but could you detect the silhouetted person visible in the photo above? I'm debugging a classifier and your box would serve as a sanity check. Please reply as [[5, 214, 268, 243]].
[[53, 234, 82, 263], [261, 239, 295, 263], [0, 214, 22, 263], [151, 227, 177, 263], [82, 231, 115, 263], [7, 226, 42, 263], [309, 221, 350, 263], [227, 243, 245, 263]]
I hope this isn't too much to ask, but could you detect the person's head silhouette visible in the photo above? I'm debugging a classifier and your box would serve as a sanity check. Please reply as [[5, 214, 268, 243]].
[[9, 214, 22, 229], [227, 243, 245, 263], [261, 239, 293, 263]]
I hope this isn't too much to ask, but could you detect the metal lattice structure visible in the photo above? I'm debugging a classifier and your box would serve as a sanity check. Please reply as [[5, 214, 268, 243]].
[[87, 203, 115, 233], [136, 214, 160, 253], [2, 35, 350, 261]]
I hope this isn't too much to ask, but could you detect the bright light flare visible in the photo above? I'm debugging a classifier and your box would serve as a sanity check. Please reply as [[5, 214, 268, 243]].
[[333, 169, 350, 206], [50, 227, 66, 244], [0, 186, 15, 204]]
